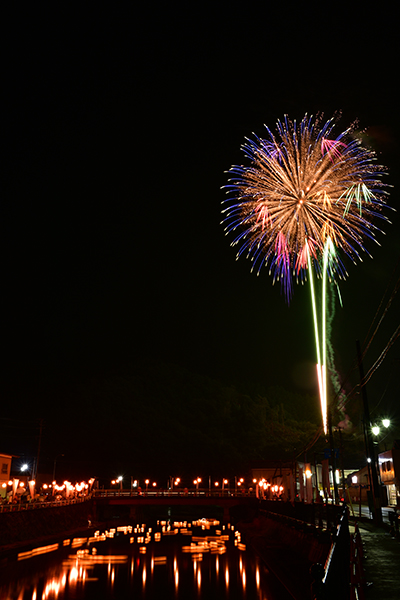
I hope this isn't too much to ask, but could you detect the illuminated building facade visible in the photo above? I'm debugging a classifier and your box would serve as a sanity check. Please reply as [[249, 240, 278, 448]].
[[0, 453, 13, 499], [378, 446, 400, 507]]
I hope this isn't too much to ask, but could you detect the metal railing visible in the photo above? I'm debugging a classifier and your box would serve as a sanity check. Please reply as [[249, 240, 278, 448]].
[[311, 507, 350, 600], [0, 495, 92, 513], [92, 488, 256, 498]]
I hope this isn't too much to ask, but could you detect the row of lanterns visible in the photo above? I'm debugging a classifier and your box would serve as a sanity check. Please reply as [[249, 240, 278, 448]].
[[1, 477, 95, 501]]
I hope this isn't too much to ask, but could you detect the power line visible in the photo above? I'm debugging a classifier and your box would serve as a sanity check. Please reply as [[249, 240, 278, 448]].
[[331, 264, 399, 412]]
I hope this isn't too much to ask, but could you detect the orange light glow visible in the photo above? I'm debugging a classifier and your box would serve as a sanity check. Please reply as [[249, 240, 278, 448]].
[[18, 543, 59, 561]]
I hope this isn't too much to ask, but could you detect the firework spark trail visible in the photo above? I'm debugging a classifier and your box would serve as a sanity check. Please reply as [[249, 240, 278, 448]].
[[222, 114, 392, 431]]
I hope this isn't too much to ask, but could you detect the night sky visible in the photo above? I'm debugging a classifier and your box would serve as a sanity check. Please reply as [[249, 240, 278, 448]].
[[3, 7, 399, 480]]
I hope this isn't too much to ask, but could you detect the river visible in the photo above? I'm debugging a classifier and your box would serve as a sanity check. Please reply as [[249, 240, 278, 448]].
[[0, 517, 294, 600]]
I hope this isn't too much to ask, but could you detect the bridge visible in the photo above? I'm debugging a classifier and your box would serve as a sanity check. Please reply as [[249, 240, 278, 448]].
[[91, 489, 258, 522]]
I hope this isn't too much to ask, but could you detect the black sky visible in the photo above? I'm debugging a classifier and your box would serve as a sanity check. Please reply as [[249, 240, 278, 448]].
[[3, 7, 399, 471]]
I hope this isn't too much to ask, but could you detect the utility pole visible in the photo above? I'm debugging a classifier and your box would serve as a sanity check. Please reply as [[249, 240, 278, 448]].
[[356, 339, 382, 524], [328, 408, 339, 503], [336, 426, 346, 497]]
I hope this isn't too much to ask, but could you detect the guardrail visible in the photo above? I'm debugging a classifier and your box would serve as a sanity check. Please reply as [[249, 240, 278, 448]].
[[0, 495, 92, 513], [311, 507, 350, 600], [93, 488, 256, 498], [0, 488, 255, 512], [259, 499, 343, 530]]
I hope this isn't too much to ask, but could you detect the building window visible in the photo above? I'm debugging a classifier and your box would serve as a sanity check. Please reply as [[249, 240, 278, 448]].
[[1, 463, 8, 474]]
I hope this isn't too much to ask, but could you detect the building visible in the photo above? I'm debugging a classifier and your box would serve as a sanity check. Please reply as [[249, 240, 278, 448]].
[[378, 444, 400, 507], [0, 452, 13, 499], [251, 460, 342, 503]]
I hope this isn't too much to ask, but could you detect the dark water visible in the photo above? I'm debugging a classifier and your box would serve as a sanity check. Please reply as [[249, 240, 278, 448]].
[[0, 519, 291, 599]]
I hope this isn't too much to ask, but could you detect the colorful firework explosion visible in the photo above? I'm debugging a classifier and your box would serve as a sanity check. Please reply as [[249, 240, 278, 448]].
[[222, 114, 392, 432], [222, 114, 391, 300]]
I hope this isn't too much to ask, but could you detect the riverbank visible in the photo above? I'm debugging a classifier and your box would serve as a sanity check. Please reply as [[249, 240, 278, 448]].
[[0, 499, 93, 563]]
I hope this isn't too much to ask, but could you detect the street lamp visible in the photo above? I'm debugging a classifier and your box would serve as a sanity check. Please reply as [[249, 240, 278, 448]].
[[372, 419, 391, 437], [194, 478, 201, 493], [21, 463, 30, 483], [372, 419, 391, 450]]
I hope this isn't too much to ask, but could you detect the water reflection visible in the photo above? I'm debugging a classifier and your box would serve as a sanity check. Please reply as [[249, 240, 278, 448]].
[[0, 518, 281, 599]]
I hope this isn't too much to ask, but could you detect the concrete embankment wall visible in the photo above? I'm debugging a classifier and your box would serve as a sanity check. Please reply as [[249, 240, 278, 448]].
[[0, 500, 93, 550], [238, 513, 333, 600], [250, 513, 332, 564]]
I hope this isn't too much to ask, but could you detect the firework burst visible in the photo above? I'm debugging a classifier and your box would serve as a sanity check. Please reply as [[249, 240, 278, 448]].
[[222, 114, 392, 432], [222, 114, 391, 299]]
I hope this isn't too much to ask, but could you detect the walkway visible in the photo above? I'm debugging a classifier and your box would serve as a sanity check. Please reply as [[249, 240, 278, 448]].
[[350, 514, 400, 600]]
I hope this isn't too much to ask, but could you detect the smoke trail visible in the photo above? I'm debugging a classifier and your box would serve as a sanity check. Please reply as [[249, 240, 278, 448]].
[[326, 283, 350, 428]]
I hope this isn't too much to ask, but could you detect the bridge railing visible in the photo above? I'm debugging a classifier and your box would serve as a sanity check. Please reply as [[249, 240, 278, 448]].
[[0, 494, 92, 513], [92, 488, 257, 498]]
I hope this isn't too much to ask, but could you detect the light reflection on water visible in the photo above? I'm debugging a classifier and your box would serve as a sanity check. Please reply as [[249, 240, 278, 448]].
[[0, 518, 280, 600]]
